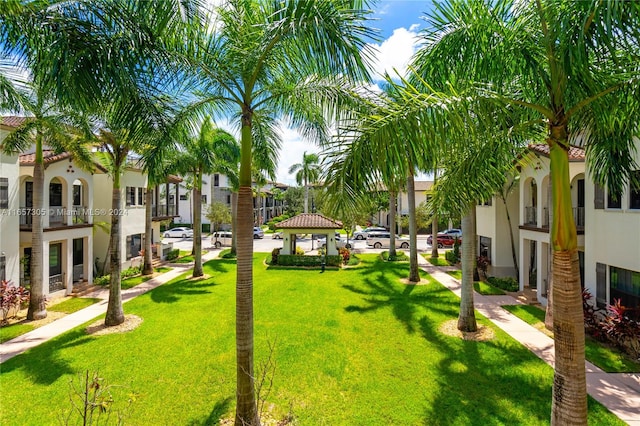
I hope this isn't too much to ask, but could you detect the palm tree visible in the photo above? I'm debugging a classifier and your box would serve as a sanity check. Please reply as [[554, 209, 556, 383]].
[[183, 2, 375, 422], [1, 87, 93, 320], [172, 119, 238, 277], [409, 1, 640, 422], [288, 152, 321, 213]]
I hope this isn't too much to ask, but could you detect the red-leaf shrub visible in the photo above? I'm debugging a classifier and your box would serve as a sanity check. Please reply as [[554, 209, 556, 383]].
[[1, 280, 30, 323]]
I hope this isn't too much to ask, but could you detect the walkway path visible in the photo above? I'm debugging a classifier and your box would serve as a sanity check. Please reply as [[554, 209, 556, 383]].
[[415, 255, 640, 426], [1, 251, 638, 424]]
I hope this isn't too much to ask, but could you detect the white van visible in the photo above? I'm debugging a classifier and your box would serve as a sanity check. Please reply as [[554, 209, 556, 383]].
[[211, 231, 233, 248]]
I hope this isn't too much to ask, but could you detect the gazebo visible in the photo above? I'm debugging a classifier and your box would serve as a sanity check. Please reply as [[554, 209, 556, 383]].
[[276, 213, 343, 256]]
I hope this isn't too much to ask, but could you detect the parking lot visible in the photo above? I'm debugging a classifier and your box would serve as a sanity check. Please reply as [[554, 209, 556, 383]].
[[163, 233, 439, 255]]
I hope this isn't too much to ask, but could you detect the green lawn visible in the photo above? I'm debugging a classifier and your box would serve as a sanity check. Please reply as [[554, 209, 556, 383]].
[[0, 323, 35, 344], [423, 253, 452, 267], [0, 255, 623, 425], [445, 271, 505, 295], [48, 298, 101, 313], [502, 305, 640, 373]]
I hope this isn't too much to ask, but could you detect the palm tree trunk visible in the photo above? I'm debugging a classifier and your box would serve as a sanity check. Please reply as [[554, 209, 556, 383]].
[[193, 173, 203, 277], [142, 183, 154, 275], [430, 214, 439, 259], [105, 168, 124, 326], [388, 190, 397, 258], [235, 118, 259, 426], [303, 178, 309, 213], [407, 172, 419, 282], [231, 192, 238, 256], [548, 139, 586, 425], [27, 138, 46, 320], [458, 203, 477, 332]]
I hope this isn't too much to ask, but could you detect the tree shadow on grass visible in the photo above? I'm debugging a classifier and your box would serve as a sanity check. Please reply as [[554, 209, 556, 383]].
[[0, 328, 89, 385], [150, 278, 220, 304], [204, 259, 233, 274], [417, 315, 553, 425], [187, 396, 232, 425]]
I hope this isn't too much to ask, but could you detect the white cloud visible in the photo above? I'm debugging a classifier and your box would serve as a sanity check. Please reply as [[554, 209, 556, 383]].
[[366, 26, 420, 81]]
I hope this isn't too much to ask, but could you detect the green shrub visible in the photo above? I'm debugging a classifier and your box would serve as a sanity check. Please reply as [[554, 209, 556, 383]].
[[347, 255, 360, 266], [94, 275, 110, 286], [165, 249, 180, 261], [276, 255, 341, 267], [267, 221, 277, 231], [445, 250, 458, 265], [271, 248, 281, 265], [487, 276, 519, 292], [121, 266, 141, 278]]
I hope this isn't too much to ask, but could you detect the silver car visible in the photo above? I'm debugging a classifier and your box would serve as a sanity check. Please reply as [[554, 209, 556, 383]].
[[353, 226, 387, 240], [163, 227, 193, 238], [366, 232, 409, 249]]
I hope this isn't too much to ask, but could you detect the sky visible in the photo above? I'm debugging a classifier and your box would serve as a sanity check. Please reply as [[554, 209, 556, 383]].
[[263, 1, 437, 186]]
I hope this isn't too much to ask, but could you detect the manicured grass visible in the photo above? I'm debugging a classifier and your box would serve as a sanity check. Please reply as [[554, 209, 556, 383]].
[[0, 255, 623, 425], [0, 323, 35, 343], [474, 281, 507, 295], [219, 249, 236, 259], [446, 271, 505, 295], [423, 253, 452, 267], [502, 305, 640, 373], [121, 274, 153, 289], [48, 298, 101, 314], [381, 250, 408, 261]]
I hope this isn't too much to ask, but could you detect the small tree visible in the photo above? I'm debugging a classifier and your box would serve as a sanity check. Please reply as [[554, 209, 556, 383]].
[[206, 200, 232, 234]]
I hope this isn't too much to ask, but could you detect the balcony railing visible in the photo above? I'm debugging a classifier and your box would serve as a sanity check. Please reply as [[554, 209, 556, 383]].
[[524, 206, 537, 226], [18, 206, 90, 228], [49, 273, 65, 292], [152, 204, 176, 217]]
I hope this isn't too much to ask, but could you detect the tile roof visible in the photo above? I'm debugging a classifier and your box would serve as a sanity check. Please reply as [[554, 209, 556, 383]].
[[277, 213, 343, 229], [528, 143, 585, 161], [19, 150, 72, 165], [0, 116, 28, 128]]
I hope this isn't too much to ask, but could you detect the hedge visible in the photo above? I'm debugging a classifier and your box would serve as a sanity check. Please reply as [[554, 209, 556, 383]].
[[276, 254, 341, 267]]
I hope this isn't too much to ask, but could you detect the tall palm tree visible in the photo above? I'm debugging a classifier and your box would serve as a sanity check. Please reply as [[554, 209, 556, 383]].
[[408, 1, 640, 422], [1, 88, 93, 320], [172, 119, 238, 277], [288, 151, 321, 213], [183, 2, 375, 423]]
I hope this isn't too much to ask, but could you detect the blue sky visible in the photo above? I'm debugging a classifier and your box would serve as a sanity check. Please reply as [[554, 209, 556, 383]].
[[275, 1, 436, 185]]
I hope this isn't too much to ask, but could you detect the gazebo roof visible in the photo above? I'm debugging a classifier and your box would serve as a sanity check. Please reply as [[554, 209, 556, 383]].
[[277, 213, 342, 230]]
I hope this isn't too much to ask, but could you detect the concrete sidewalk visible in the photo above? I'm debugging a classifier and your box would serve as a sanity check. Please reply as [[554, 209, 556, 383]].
[[0, 250, 221, 363], [416, 255, 640, 426]]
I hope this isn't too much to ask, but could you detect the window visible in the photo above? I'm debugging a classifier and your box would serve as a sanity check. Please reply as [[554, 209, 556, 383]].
[[49, 182, 62, 206], [201, 195, 207, 204], [226, 195, 231, 204], [126, 234, 142, 260], [478, 199, 492, 206], [607, 191, 621, 209], [214, 174, 220, 187], [629, 170, 640, 210], [0, 178, 8, 208], [596, 263, 606, 308], [126, 187, 136, 206], [0, 256, 5, 281], [180, 194, 188, 201], [138, 187, 144, 206], [73, 184, 82, 206], [610, 266, 640, 308]]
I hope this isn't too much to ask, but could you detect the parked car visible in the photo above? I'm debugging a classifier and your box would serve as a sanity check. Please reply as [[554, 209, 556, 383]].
[[163, 227, 193, 238], [427, 234, 461, 249], [253, 227, 264, 239], [272, 231, 283, 239], [318, 232, 352, 249], [427, 229, 462, 246], [353, 226, 387, 240], [211, 231, 233, 248], [366, 231, 409, 249]]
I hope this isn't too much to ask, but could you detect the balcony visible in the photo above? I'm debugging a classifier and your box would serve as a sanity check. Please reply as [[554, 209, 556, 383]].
[[152, 204, 177, 218], [524, 206, 537, 226], [49, 273, 65, 292], [19, 206, 90, 230]]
